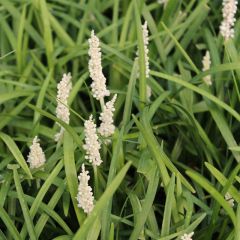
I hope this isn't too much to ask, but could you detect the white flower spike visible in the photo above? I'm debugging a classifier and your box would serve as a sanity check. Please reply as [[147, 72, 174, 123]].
[[202, 51, 212, 86], [88, 30, 110, 101], [55, 73, 72, 142], [76, 164, 94, 214], [99, 94, 117, 138], [219, 0, 238, 40], [83, 115, 102, 166], [27, 136, 46, 169], [136, 21, 150, 78], [142, 21, 150, 78], [180, 232, 194, 240]]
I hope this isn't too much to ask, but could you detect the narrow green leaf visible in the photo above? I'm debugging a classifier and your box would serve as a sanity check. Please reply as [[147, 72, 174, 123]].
[[64, 132, 85, 225], [13, 168, 37, 240], [0, 205, 22, 240], [0, 133, 32, 178], [150, 71, 240, 122], [130, 168, 159, 240], [0, 91, 32, 104], [205, 162, 240, 203], [20, 161, 64, 238], [161, 174, 175, 237], [186, 170, 237, 227], [40, 0, 54, 69]]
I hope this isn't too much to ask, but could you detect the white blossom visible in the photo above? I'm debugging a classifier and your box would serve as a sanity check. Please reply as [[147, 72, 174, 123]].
[[137, 21, 150, 78], [55, 73, 72, 141], [147, 85, 152, 101], [225, 192, 234, 207], [180, 232, 194, 240], [219, 0, 238, 40], [99, 94, 117, 138], [88, 30, 110, 100], [83, 115, 102, 166], [158, 0, 167, 4], [76, 164, 94, 214], [27, 136, 46, 169], [202, 51, 212, 86]]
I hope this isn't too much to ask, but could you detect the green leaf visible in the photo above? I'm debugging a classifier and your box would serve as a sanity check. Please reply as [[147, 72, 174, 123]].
[[130, 167, 159, 240], [186, 170, 237, 227], [161, 174, 175, 237], [64, 132, 85, 225], [0, 132, 32, 178], [13, 168, 37, 240]]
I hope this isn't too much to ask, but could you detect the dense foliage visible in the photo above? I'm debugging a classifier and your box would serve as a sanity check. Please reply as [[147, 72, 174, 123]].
[[0, 0, 240, 239]]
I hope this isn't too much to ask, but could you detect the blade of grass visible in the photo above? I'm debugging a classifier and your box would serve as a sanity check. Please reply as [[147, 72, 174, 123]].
[[20, 160, 64, 238], [40, 0, 54, 69], [101, 129, 124, 239], [161, 174, 175, 237], [0, 205, 22, 240], [10, 166, 37, 240], [186, 170, 237, 227], [134, 0, 146, 109], [150, 70, 240, 122], [64, 132, 85, 225], [130, 167, 159, 240], [0, 133, 32, 178]]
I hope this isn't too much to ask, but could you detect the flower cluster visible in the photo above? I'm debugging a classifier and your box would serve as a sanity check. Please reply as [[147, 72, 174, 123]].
[[180, 232, 194, 240], [99, 94, 117, 138], [27, 136, 46, 169], [77, 30, 117, 213], [202, 51, 212, 86], [55, 73, 72, 141], [88, 30, 110, 100], [83, 115, 102, 166], [219, 0, 238, 40], [76, 164, 94, 214]]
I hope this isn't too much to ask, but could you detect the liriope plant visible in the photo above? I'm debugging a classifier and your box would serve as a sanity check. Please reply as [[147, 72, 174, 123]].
[[0, 1, 239, 240]]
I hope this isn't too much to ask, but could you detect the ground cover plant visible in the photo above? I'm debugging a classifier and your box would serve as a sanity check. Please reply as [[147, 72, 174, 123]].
[[0, 0, 240, 239]]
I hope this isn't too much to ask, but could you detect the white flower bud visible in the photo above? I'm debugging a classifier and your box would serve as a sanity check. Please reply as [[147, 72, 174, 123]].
[[180, 232, 194, 240], [76, 164, 94, 214], [27, 136, 46, 169], [55, 73, 72, 142], [202, 51, 212, 86], [99, 94, 117, 138], [83, 115, 102, 166], [225, 192, 234, 207], [136, 21, 150, 79], [219, 0, 238, 40], [88, 30, 110, 100]]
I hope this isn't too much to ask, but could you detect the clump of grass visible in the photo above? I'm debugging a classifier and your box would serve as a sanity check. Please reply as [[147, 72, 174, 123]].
[[0, 1, 240, 240]]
